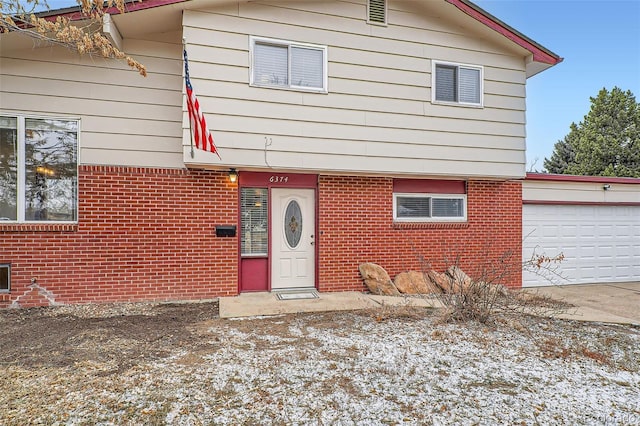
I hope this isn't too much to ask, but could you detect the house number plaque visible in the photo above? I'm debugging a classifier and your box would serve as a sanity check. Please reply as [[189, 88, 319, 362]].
[[269, 175, 289, 183]]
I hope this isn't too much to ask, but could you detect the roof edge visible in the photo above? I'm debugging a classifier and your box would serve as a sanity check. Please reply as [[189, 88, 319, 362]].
[[35, 0, 188, 21], [445, 0, 563, 66], [526, 173, 640, 184]]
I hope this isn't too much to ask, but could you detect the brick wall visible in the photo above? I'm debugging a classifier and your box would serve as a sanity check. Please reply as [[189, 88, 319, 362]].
[[317, 176, 522, 292], [1, 168, 522, 308], [0, 166, 238, 308]]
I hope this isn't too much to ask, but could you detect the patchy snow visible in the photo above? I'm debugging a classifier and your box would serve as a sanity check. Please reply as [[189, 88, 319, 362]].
[[2, 310, 640, 425]]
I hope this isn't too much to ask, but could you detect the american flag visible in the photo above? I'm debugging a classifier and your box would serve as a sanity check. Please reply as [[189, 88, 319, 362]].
[[184, 48, 220, 158]]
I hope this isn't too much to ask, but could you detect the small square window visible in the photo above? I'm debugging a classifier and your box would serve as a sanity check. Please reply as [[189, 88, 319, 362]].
[[250, 37, 327, 92], [0, 264, 10, 292], [433, 61, 483, 106]]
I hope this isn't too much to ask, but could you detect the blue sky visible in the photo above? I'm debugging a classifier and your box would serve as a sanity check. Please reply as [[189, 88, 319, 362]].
[[474, 0, 640, 171], [41, 0, 640, 170]]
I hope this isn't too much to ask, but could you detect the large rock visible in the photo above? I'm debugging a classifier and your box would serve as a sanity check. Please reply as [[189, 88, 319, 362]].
[[447, 265, 473, 291], [394, 271, 439, 294], [358, 263, 400, 296], [427, 270, 454, 293]]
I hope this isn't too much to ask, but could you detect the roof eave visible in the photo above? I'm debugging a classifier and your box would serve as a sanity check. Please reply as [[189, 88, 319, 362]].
[[446, 0, 563, 77], [35, 0, 189, 22]]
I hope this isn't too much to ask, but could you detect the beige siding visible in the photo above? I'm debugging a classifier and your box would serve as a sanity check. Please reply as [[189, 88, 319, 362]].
[[523, 180, 640, 204], [0, 34, 183, 168], [182, 0, 528, 178]]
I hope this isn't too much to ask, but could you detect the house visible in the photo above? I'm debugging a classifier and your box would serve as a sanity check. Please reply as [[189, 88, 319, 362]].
[[0, 0, 562, 307]]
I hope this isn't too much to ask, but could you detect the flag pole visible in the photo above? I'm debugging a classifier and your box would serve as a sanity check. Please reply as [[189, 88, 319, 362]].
[[183, 38, 195, 159]]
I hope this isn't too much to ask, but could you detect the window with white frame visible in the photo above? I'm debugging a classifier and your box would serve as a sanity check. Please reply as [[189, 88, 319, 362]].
[[393, 194, 467, 222], [0, 115, 78, 223], [250, 36, 327, 92], [433, 61, 483, 106]]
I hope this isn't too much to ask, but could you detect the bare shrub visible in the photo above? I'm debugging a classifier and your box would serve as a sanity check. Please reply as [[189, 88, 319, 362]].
[[418, 250, 568, 324]]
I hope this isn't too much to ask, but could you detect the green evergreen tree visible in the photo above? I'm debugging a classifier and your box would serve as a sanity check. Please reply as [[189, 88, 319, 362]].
[[544, 87, 640, 177], [543, 123, 577, 174]]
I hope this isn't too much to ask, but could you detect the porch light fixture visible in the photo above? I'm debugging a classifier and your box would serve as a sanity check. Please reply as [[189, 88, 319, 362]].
[[603, 184, 611, 191], [228, 168, 238, 184]]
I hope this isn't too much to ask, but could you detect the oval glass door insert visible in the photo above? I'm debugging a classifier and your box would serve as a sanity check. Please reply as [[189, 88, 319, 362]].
[[284, 200, 303, 248]]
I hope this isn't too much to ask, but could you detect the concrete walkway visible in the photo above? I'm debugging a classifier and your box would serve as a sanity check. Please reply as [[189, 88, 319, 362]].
[[219, 291, 440, 319], [219, 283, 640, 326]]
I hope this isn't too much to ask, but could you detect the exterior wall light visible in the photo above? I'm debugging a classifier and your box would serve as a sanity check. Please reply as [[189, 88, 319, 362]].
[[229, 168, 238, 183], [603, 184, 611, 191]]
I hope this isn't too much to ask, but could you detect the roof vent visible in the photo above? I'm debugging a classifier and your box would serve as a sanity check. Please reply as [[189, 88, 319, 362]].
[[368, 0, 386, 25]]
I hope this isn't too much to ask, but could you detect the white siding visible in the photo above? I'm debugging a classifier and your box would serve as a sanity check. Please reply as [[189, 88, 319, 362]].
[[182, 0, 528, 178], [0, 33, 183, 168], [523, 180, 640, 204]]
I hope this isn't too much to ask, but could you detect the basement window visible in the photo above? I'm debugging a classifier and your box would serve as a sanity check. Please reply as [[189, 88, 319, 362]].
[[394, 194, 466, 221], [393, 179, 467, 222], [0, 264, 9, 292], [368, 0, 387, 25]]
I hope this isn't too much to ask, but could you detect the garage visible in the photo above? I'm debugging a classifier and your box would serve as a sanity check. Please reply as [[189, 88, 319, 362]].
[[522, 174, 640, 287]]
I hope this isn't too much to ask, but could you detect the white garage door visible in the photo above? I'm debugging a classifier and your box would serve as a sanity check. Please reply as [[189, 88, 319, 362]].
[[523, 204, 640, 287]]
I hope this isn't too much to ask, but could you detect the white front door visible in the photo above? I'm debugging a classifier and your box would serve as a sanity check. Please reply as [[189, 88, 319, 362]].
[[271, 188, 316, 290]]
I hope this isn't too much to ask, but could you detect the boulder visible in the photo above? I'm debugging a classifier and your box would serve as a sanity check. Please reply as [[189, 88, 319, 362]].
[[447, 265, 473, 291], [394, 271, 439, 294], [427, 270, 454, 293], [358, 263, 400, 296]]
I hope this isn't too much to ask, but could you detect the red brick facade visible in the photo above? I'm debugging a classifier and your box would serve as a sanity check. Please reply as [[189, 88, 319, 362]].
[[1, 166, 238, 308], [317, 176, 522, 292], [1, 167, 522, 308]]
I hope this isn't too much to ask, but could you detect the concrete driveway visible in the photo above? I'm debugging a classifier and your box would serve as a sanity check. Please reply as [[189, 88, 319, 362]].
[[533, 282, 640, 325]]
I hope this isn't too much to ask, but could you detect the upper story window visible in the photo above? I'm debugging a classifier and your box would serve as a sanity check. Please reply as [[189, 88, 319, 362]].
[[0, 115, 78, 223], [393, 179, 467, 222], [433, 61, 483, 107], [250, 36, 328, 93]]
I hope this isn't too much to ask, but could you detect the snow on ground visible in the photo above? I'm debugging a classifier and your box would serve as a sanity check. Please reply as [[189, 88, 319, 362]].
[[2, 309, 640, 425]]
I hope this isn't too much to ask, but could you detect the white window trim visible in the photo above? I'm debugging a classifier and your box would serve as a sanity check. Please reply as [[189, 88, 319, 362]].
[[249, 36, 328, 93], [0, 113, 80, 224], [431, 60, 484, 108], [393, 193, 467, 222]]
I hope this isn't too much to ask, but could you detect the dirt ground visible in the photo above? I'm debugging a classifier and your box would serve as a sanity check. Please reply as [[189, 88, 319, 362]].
[[1, 301, 639, 425], [0, 301, 220, 372]]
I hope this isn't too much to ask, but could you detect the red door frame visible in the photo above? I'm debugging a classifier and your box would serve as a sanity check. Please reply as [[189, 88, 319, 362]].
[[237, 171, 319, 293]]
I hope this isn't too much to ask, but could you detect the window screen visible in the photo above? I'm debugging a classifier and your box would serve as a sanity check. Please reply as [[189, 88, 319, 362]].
[[459, 67, 480, 104], [252, 37, 327, 92], [432, 198, 464, 218], [253, 43, 288, 87], [241, 188, 268, 256], [291, 46, 324, 89], [434, 62, 482, 105], [396, 196, 431, 219], [435, 64, 457, 102], [394, 194, 466, 221]]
